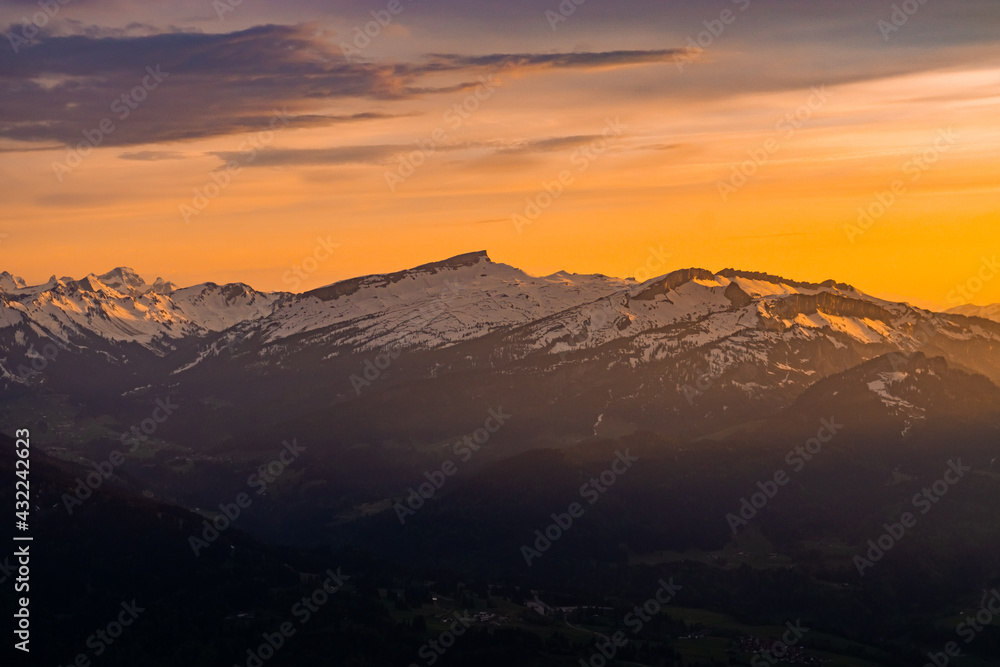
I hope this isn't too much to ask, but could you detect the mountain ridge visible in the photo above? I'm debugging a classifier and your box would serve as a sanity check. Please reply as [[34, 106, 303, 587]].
[[4, 251, 1000, 450]]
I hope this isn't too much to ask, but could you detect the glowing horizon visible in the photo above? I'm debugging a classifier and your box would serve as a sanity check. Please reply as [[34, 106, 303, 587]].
[[2, 1, 998, 311]]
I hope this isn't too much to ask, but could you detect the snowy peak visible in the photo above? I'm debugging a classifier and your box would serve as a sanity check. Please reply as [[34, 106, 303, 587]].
[[633, 268, 717, 301], [0, 268, 281, 353], [304, 251, 492, 302], [412, 250, 491, 272], [626, 267, 858, 304], [166, 282, 282, 333], [97, 267, 146, 292], [0, 272, 26, 292], [74, 275, 110, 294], [151, 277, 176, 294], [253, 252, 631, 353], [947, 303, 1000, 323], [500, 263, 1000, 371]]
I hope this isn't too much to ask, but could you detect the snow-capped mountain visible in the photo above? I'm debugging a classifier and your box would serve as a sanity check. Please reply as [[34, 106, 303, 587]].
[[223, 250, 631, 359], [4, 251, 1000, 451], [500, 266, 1000, 376], [0, 267, 282, 355], [947, 303, 1000, 323], [0, 271, 26, 292]]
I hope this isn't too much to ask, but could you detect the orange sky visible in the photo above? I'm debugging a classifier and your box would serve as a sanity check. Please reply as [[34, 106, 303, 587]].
[[1, 3, 998, 310]]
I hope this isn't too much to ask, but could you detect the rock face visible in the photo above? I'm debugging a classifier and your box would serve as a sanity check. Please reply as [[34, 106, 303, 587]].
[[717, 268, 855, 293], [724, 281, 753, 307], [763, 292, 895, 323], [633, 268, 716, 300]]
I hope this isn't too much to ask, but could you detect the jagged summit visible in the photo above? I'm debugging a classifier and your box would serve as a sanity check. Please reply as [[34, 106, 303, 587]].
[[0, 268, 282, 352], [633, 268, 715, 300], [0, 271, 26, 292], [717, 268, 855, 293], [97, 267, 146, 291], [151, 277, 176, 294], [627, 267, 858, 304]]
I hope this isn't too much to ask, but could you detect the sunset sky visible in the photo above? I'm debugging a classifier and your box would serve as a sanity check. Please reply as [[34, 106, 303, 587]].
[[1, 0, 998, 309]]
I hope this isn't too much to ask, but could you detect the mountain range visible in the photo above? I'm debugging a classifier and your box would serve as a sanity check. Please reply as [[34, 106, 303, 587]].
[[3, 251, 1000, 441]]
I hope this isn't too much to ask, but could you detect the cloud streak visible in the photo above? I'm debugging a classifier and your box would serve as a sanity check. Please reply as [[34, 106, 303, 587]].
[[421, 49, 690, 72], [207, 132, 607, 168], [0, 23, 686, 148]]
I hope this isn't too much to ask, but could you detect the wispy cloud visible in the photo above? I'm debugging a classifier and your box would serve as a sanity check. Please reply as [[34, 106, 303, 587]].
[[421, 49, 690, 72], [118, 150, 187, 161], [0, 23, 687, 148]]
